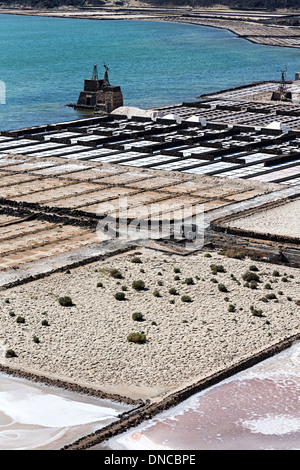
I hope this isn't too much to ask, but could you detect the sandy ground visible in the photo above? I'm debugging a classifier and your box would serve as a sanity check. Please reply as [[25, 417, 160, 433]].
[[0, 247, 299, 401]]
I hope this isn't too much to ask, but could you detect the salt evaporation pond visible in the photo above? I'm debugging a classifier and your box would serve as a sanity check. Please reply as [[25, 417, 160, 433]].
[[100, 342, 300, 450], [0, 373, 132, 450]]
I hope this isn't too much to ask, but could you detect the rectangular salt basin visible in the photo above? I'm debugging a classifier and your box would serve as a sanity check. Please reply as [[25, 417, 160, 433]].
[[0, 139, 34, 149], [183, 162, 239, 174], [46, 187, 138, 209], [120, 155, 175, 167], [94, 152, 151, 163], [98, 171, 153, 185], [0, 177, 72, 197], [46, 131, 82, 140], [9, 143, 67, 155], [29, 145, 89, 158], [217, 164, 265, 178], [33, 164, 91, 175], [2, 161, 56, 172], [251, 164, 300, 182], [152, 159, 207, 170], [12, 182, 104, 203], [122, 141, 154, 150]]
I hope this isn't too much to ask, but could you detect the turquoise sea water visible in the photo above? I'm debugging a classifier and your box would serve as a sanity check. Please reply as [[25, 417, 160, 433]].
[[1, 14, 300, 131]]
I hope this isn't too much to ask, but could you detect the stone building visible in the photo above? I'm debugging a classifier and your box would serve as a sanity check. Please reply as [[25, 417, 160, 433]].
[[75, 65, 123, 114]]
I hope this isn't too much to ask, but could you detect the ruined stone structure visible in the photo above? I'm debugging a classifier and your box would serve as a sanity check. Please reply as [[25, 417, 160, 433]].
[[271, 68, 293, 102], [75, 65, 123, 114]]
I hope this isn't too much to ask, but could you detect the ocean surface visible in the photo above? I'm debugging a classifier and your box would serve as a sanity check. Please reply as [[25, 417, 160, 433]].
[[0, 14, 300, 131]]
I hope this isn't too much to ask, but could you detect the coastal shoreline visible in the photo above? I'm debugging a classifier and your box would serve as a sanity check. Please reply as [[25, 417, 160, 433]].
[[1, 5, 300, 49]]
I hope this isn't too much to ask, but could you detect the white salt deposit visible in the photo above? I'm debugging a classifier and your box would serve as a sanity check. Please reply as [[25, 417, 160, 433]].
[[241, 415, 300, 435], [0, 374, 131, 450], [0, 391, 119, 428]]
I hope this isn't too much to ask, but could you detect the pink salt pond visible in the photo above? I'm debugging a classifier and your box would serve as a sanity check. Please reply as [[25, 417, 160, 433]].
[[104, 342, 300, 450]]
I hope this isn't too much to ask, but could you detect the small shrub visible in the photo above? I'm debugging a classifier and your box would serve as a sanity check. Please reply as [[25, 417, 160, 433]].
[[281, 277, 288, 282], [157, 280, 163, 286], [127, 332, 146, 344], [174, 275, 180, 281], [181, 295, 192, 303], [250, 306, 263, 317], [242, 271, 260, 283], [153, 290, 161, 297], [132, 312, 144, 321], [121, 285, 127, 291], [131, 257, 142, 264], [5, 349, 16, 358], [211, 278, 218, 283], [132, 280, 145, 291], [114, 292, 125, 301], [110, 268, 123, 279], [204, 253, 212, 258], [8, 311, 15, 317], [33, 336, 40, 343], [249, 265, 259, 272], [58, 296, 73, 307], [96, 281, 103, 288], [252, 309, 263, 317], [169, 288, 178, 295], [210, 264, 225, 274], [249, 280, 258, 289], [184, 277, 194, 285], [218, 283, 227, 293], [16, 316, 25, 324], [266, 293, 277, 300], [264, 283, 272, 290], [41, 319, 49, 326], [228, 304, 235, 312], [272, 270, 280, 277], [174, 267, 181, 273], [151, 321, 157, 326]]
